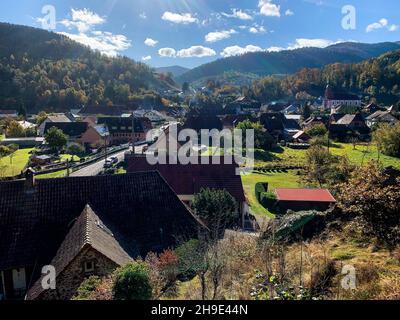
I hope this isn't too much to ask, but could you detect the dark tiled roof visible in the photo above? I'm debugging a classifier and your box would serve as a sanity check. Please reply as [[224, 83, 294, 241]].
[[260, 113, 285, 131], [0, 172, 200, 272], [127, 155, 246, 203], [221, 115, 256, 127], [97, 117, 151, 134], [79, 105, 138, 116], [0, 109, 18, 114], [26, 204, 132, 300], [325, 85, 360, 101], [183, 115, 223, 131], [44, 122, 88, 137]]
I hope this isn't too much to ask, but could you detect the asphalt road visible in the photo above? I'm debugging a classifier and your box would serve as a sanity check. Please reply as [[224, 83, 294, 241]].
[[70, 146, 144, 177]]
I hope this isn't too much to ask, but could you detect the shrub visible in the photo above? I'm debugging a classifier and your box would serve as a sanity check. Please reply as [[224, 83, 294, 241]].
[[73, 276, 102, 300], [259, 191, 277, 209], [113, 261, 153, 300], [66, 143, 85, 157], [255, 182, 268, 202], [175, 239, 205, 280], [305, 124, 327, 137]]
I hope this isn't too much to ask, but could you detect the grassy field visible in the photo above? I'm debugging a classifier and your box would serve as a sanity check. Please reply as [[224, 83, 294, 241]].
[[256, 143, 400, 169], [0, 148, 33, 177], [36, 169, 68, 179], [241, 170, 301, 217]]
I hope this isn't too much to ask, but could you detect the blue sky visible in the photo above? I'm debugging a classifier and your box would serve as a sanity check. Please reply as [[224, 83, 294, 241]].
[[0, 0, 399, 68]]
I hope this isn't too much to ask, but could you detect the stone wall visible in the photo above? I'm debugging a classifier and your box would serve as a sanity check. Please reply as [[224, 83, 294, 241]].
[[39, 246, 119, 300]]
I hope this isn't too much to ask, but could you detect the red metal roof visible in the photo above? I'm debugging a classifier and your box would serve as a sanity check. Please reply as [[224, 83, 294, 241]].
[[275, 188, 336, 203]]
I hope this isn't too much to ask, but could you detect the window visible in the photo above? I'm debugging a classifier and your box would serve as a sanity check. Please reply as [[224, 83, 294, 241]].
[[84, 261, 95, 273]]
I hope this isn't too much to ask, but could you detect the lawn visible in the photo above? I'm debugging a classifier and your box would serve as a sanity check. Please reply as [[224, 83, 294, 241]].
[[0, 148, 33, 177], [58, 154, 81, 162], [241, 170, 301, 217], [36, 169, 67, 179], [256, 143, 400, 169]]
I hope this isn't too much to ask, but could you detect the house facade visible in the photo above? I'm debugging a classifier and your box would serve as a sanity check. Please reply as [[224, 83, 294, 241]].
[[97, 116, 152, 145], [323, 85, 361, 111]]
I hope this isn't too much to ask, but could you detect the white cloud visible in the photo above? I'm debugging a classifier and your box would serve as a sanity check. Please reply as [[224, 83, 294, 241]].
[[221, 45, 263, 57], [144, 38, 158, 47], [177, 46, 216, 58], [57, 9, 131, 57], [267, 46, 285, 52], [205, 29, 236, 43], [60, 8, 105, 33], [288, 38, 334, 49], [259, 0, 281, 17], [249, 26, 266, 34], [389, 24, 399, 32], [285, 9, 294, 16], [366, 18, 390, 32], [161, 12, 198, 24], [139, 12, 147, 19], [222, 9, 253, 20], [158, 48, 177, 57], [142, 55, 152, 61], [60, 31, 131, 57]]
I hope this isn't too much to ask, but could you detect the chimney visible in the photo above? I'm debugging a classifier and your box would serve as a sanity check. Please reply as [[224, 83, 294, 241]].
[[24, 167, 36, 192]]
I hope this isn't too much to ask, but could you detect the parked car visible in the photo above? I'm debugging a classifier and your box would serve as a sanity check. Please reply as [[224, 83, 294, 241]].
[[104, 159, 113, 168], [110, 156, 118, 164]]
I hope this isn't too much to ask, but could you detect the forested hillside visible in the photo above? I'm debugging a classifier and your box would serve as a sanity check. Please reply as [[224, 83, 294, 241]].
[[0, 23, 165, 112], [177, 41, 400, 85], [250, 50, 400, 104]]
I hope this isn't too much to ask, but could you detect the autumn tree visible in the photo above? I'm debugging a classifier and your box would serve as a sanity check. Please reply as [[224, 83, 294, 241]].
[[373, 122, 400, 158], [45, 126, 68, 153], [339, 162, 400, 249], [192, 188, 238, 239], [236, 120, 275, 150]]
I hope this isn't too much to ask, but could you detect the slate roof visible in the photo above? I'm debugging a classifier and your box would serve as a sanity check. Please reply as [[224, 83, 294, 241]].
[[336, 113, 364, 125], [44, 122, 89, 137], [97, 117, 150, 134], [0, 172, 201, 273], [127, 155, 246, 203], [26, 204, 132, 300], [46, 114, 72, 123]]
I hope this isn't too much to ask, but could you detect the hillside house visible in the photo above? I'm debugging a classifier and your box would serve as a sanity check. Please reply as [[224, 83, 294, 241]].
[[80, 124, 110, 149], [126, 155, 247, 225], [43, 122, 89, 143], [97, 116, 152, 145], [365, 110, 399, 128], [0, 171, 201, 300], [38, 114, 72, 136]]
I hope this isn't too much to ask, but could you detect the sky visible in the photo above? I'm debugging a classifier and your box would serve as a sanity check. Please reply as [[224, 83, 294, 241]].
[[0, 0, 399, 68]]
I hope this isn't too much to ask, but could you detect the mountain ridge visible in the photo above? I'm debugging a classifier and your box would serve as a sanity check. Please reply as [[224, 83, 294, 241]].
[[177, 41, 400, 85]]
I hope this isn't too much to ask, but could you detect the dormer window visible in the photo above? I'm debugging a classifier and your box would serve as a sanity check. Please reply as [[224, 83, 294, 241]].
[[84, 261, 95, 273]]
